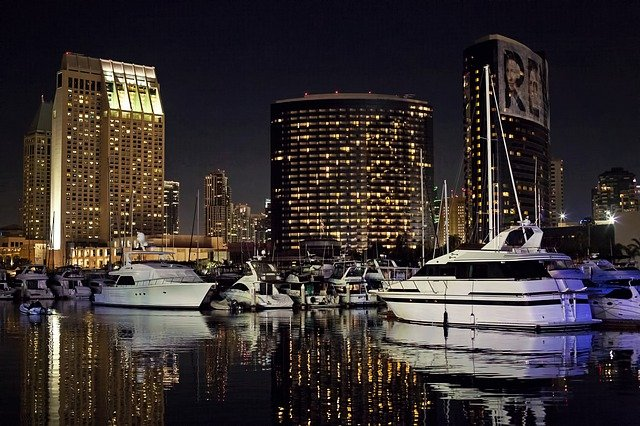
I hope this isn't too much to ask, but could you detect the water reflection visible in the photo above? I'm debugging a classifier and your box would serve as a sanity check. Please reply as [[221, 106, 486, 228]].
[[378, 321, 593, 425], [1, 302, 640, 424]]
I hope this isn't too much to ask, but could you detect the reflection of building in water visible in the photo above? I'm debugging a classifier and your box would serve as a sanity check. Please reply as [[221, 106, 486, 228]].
[[16, 309, 222, 424], [201, 311, 294, 403], [593, 331, 640, 383], [21, 318, 52, 424], [272, 309, 431, 425]]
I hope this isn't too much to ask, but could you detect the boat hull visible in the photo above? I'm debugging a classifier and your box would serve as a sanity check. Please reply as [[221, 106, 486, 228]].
[[338, 292, 380, 307], [92, 282, 211, 309], [378, 291, 598, 330], [590, 294, 640, 322], [222, 289, 294, 309]]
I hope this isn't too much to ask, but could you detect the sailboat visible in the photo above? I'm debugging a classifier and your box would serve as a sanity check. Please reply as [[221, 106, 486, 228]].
[[373, 66, 599, 331]]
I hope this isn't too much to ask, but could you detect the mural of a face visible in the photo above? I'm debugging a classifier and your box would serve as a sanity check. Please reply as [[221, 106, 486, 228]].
[[528, 66, 541, 115], [505, 58, 522, 91]]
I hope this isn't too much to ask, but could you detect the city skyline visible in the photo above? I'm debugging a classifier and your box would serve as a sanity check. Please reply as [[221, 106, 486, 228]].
[[3, 1, 639, 230]]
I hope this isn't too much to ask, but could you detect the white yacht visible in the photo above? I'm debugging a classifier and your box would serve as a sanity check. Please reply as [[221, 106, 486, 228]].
[[92, 249, 211, 309], [327, 264, 379, 307], [212, 260, 294, 310], [374, 225, 600, 330], [50, 267, 92, 299], [579, 259, 640, 323], [281, 274, 340, 308], [581, 259, 640, 286], [13, 265, 55, 300]]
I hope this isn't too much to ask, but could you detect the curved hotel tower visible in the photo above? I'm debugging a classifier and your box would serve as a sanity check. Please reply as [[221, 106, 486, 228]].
[[50, 53, 164, 253], [270, 93, 433, 253], [463, 35, 550, 243]]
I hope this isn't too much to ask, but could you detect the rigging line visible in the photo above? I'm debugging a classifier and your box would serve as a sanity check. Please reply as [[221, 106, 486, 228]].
[[432, 182, 448, 258]]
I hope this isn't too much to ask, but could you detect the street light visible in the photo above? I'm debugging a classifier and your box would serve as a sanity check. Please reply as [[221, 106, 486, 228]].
[[606, 211, 616, 225]]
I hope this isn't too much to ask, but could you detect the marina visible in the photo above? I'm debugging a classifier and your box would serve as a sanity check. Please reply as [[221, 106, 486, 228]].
[[1, 4, 639, 425], [1, 301, 640, 424]]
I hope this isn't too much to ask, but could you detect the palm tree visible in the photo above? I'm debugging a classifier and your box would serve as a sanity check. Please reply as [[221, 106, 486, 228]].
[[624, 238, 640, 264]]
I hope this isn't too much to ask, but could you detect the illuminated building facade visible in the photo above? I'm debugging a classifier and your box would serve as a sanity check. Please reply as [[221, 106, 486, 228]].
[[271, 93, 433, 253], [549, 158, 565, 226], [229, 203, 253, 243], [50, 52, 164, 253], [437, 193, 467, 247], [204, 170, 231, 242], [23, 99, 52, 240], [463, 35, 550, 242], [592, 167, 639, 221], [163, 180, 180, 235]]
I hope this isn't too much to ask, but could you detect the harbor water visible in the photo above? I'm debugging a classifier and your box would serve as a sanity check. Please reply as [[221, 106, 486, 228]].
[[1, 300, 640, 424]]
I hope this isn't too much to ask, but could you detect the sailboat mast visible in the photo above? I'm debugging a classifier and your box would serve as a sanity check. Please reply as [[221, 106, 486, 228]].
[[484, 65, 494, 241], [420, 148, 425, 263], [444, 180, 449, 254], [534, 157, 539, 224]]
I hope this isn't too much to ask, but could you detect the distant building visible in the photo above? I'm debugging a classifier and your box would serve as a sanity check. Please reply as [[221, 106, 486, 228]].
[[549, 158, 565, 226], [50, 53, 165, 259], [271, 93, 434, 253], [463, 34, 550, 242], [437, 193, 467, 247], [251, 198, 271, 255], [23, 99, 52, 240], [592, 167, 639, 221], [229, 203, 253, 243], [163, 180, 180, 234], [204, 170, 231, 242]]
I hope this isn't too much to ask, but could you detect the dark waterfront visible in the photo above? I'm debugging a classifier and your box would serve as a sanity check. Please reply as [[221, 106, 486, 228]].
[[1, 301, 640, 425]]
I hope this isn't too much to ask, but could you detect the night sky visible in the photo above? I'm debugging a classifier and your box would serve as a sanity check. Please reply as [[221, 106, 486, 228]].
[[2, 1, 639, 230]]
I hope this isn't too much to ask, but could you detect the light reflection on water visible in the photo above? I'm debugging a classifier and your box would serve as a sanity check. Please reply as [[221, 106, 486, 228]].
[[1, 300, 640, 424]]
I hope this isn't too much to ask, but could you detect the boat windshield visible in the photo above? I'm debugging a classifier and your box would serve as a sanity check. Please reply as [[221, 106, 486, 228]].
[[252, 261, 277, 275], [128, 251, 175, 263], [346, 267, 366, 278], [543, 259, 577, 271], [415, 260, 551, 279]]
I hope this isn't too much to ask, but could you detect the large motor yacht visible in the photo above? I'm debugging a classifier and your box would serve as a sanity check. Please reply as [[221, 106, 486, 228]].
[[93, 247, 211, 309], [374, 225, 600, 331]]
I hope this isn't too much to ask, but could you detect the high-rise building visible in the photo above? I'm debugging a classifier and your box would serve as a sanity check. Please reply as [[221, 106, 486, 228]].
[[23, 99, 52, 240], [204, 170, 231, 242], [252, 198, 271, 251], [549, 158, 565, 226], [229, 203, 253, 243], [436, 193, 467, 247], [592, 167, 639, 221], [271, 93, 434, 253], [463, 35, 550, 243], [163, 181, 180, 235], [50, 52, 165, 251]]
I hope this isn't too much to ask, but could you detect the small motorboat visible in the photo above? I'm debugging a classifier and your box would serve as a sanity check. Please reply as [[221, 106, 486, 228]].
[[19, 301, 53, 316]]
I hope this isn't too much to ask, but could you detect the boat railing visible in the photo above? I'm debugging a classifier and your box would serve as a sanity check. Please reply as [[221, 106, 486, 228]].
[[117, 275, 204, 286], [382, 279, 422, 292], [378, 266, 417, 281]]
